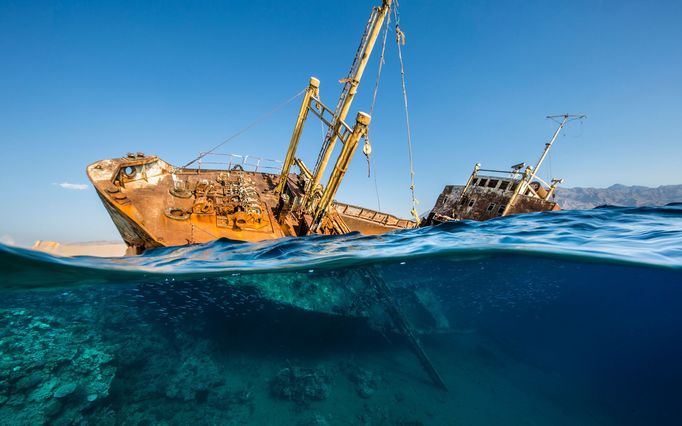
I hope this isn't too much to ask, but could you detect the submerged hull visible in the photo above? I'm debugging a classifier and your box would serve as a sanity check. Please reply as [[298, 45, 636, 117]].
[[87, 153, 414, 254]]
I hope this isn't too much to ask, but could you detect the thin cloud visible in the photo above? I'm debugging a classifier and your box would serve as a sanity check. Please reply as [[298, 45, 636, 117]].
[[53, 182, 89, 190], [0, 234, 15, 246]]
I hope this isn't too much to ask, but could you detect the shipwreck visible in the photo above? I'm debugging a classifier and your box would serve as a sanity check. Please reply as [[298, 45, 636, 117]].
[[86, 0, 449, 390], [422, 114, 585, 225], [87, 0, 414, 256]]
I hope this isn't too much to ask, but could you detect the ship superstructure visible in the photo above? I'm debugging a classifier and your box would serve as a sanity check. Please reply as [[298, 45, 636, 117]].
[[423, 114, 585, 225]]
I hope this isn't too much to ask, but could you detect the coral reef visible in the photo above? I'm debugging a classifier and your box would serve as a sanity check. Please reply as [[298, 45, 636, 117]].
[[0, 308, 115, 425], [340, 361, 381, 399], [165, 341, 223, 401], [298, 414, 332, 426], [0, 285, 439, 425], [270, 365, 332, 406]]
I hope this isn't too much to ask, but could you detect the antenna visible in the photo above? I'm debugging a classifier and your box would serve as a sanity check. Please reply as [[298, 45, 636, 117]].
[[527, 114, 586, 185], [309, 0, 394, 194], [501, 113, 586, 216]]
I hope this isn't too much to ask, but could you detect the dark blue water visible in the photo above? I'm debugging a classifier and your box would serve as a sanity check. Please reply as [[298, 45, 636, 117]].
[[1, 205, 681, 425]]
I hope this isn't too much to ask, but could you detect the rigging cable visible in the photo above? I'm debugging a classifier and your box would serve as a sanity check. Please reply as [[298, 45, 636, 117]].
[[178, 88, 306, 170], [546, 145, 554, 199], [365, 7, 392, 211], [393, 4, 420, 224]]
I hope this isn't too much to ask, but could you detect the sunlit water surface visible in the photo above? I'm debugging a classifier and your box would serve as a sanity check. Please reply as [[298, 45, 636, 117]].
[[1, 205, 681, 425]]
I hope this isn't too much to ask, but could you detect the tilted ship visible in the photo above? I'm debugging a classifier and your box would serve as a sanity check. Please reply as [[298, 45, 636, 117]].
[[423, 114, 585, 226], [87, 0, 413, 256], [85, 1, 582, 390], [87, 0, 454, 390]]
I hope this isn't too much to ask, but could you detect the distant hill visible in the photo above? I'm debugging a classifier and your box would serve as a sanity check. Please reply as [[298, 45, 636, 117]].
[[32, 240, 127, 257], [555, 184, 682, 210], [427, 184, 682, 214]]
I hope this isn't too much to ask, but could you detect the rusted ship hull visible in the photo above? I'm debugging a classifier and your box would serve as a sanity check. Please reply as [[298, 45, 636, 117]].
[[335, 202, 414, 235], [87, 154, 414, 254], [424, 182, 560, 225]]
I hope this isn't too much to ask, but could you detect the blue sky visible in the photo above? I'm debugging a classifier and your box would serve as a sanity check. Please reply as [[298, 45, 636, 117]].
[[1, 0, 681, 245]]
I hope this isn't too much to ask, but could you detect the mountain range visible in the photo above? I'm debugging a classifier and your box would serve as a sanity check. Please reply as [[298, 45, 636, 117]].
[[431, 184, 682, 212], [554, 184, 682, 210]]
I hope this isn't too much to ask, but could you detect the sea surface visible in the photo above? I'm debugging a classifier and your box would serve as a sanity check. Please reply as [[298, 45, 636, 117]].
[[1, 205, 682, 425]]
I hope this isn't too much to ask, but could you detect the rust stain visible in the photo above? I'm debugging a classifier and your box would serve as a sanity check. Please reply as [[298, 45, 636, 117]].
[[423, 176, 560, 226], [87, 153, 414, 254]]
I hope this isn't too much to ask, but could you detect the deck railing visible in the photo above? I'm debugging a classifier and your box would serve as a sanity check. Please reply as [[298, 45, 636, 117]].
[[196, 153, 283, 173]]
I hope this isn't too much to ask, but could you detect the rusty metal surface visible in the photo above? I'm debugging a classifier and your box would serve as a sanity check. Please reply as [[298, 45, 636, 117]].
[[424, 175, 560, 226], [88, 155, 284, 249], [87, 154, 413, 252], [335, 202, 416, 235]]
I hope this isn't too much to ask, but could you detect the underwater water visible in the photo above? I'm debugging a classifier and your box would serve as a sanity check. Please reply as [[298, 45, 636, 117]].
[[1, 205, 682, 426]]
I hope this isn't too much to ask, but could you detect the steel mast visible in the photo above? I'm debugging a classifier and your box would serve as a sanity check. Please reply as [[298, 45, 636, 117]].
[[502, 114, 586, 215], [527, 114, 585, 185], [308, 0, 393, 198]]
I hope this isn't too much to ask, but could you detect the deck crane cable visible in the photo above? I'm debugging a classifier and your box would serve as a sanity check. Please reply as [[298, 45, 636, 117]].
[[393, 3, 420, 225], [177, 88, 306, 170], [365, 7, 392, 211]]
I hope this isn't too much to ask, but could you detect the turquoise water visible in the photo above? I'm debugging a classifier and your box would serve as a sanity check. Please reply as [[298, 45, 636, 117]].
[[1, 205, 682, 425]]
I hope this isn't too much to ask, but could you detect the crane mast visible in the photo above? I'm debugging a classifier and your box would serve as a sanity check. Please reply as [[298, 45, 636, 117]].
[[276, 0, 394, 232], [309, 0, 393, 197]]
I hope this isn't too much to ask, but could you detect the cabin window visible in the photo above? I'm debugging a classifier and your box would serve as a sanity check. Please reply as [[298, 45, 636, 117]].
[[498, 205, 506, 214], [468, 200, 475, 208], [471, 178, 478, 186], [460, 196, 468, 205], [510, 182, 519, 191], [487, 203, 496, 212], [487, 179, 499, 188], [478, 179, 488, 187], [499, 181, 509, 191]]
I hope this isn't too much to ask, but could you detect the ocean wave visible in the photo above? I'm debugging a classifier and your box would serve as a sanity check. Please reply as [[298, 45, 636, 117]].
[[1, 205, 681, 290]]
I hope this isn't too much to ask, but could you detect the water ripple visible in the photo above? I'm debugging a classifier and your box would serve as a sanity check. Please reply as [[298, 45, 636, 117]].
[[1, 205, 681, 290]]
